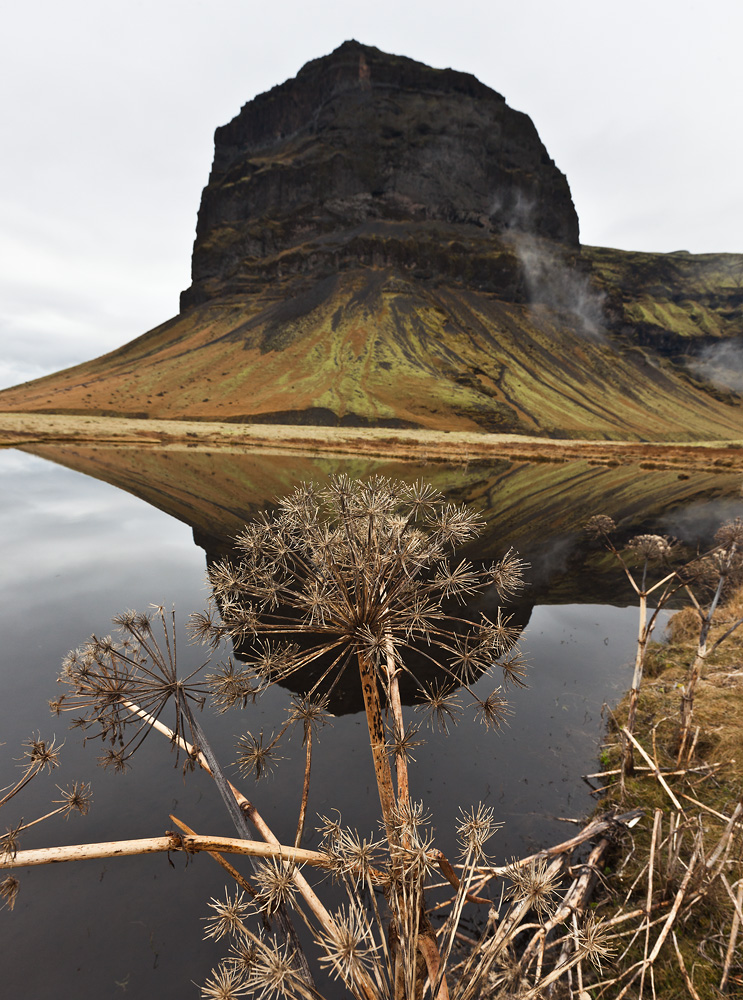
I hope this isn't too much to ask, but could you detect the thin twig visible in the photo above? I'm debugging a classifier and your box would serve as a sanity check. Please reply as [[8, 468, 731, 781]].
[[475, 808, 643, 880], [621, 728, 684, 812], [640, 810, 662, 999], [672, 931, 703, 1000], [680, 792, 739, 823], [720, 876, 743, 992]]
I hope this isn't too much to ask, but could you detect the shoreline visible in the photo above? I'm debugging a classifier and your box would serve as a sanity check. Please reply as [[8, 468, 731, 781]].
[[2, 412, 743, 472]]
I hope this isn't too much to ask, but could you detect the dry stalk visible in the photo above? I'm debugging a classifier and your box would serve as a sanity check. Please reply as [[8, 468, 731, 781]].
[[615, 841, 700, 999], [720, 876, 743, 992], [705, 799, 743, 876], [357, 651, 398, 844], [385, 650, 409, 808], [170, 814, 257, 898], [121, 699, 343, 943], [621, 728, 684, 812], [295, 724, 313, 850], [639, 810, 662, 999], [671, 930, 703, 1000], [1, 832, 330, 869]]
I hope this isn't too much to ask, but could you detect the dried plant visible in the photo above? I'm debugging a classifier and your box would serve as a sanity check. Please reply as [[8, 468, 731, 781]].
[[0, 477, 637, 999], [586, 514, 743, 773], [677, 516, 743, 760], [0, 735, 90, 909], [585, 517, 697, 775], [54, 606, 211, 770]]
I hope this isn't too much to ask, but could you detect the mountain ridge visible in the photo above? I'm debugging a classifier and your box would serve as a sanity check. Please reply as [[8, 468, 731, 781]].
[[1, 42, 741, 441]]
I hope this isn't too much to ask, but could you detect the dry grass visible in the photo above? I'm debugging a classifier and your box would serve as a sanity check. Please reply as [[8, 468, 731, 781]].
[[2, 412, 743, 473], [588, 586, 743, 998]]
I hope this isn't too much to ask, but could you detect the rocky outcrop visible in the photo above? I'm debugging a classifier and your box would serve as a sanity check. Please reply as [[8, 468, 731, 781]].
[[181, 40, 579, 308]]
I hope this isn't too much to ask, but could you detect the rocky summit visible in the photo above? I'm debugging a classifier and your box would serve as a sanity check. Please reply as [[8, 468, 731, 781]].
[[182, 39, 579, 308], [1, 42, 741, 440]]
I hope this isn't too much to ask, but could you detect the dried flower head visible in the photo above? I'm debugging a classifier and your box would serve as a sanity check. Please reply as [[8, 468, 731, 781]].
[[202, 475, 525, 734], [626, 534, 674, 561], [506, 857, 562, 917], [200, 964, 249, 999], [584, 514, 616, 539], [97, 748, 130, 773], [456, 804, 501, 858], [0, 875, 20, 912], [224, 938, 258, 976], [386, 722, 424, 763], [488, 549, 529, 601], [203, 889, 251, 942], [53, 781, 92, 817], [390, 799, 432, 841], [20, 734, 61, 773], [187, 608, 227, 649], [252, 859, 299, 917], [317, 811, 344, 850], [390, 825, 437, 881], [285, 694, 332, 742], [499, 653, 528, 690], [576, 912, 616, 971], [318, 905, 379, 982], [416, 681, 462, 733], [715, 516, 743, 548], [471, 689, 512, 732], [334, 828, 384, 883], [246, 937, 305, 1000], [56, 606, 210, 769], [234, 731, 284, 782], [1, 821, 23, 861], [207, 659, 260, 713]]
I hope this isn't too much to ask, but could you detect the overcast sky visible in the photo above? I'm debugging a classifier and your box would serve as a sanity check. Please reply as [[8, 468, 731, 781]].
[[1, 0, 741, 390]]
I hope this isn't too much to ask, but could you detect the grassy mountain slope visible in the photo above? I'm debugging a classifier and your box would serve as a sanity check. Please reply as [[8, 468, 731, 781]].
[[1, 243, 741, 441]]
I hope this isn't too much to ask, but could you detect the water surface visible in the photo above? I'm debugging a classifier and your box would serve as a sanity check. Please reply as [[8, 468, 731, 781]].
[[1, 445, 740, 998]]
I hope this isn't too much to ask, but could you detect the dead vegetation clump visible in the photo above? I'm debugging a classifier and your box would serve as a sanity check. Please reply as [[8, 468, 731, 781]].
[[585, 584, 743, 998]]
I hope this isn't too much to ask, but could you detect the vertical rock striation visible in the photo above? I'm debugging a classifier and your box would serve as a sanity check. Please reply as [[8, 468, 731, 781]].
[[181, 40, 579, 308]]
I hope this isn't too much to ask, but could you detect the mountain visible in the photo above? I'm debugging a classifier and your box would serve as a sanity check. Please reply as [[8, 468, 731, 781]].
[[1, 41, 741, 440]]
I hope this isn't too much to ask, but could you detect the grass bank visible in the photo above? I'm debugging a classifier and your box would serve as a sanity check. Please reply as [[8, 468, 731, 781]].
[[588, 588, 743, 997]]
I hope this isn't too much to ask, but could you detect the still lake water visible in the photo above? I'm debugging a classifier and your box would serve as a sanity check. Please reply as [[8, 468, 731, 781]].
[[1, 444, 742, 998]]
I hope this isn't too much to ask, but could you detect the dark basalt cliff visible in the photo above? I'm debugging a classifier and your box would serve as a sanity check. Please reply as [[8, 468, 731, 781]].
[[181, 40, 579, 308]]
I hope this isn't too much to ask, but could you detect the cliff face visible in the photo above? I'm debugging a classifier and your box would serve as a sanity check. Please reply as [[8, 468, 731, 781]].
[[182, 40, 579, 308]]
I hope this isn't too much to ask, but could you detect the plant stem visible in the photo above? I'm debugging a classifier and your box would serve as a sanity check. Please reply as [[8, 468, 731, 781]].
[[0, 833, 331, 869], [623, 590, 648, 775], [295, 724, 313, 849], [357, 651, 398, 843]]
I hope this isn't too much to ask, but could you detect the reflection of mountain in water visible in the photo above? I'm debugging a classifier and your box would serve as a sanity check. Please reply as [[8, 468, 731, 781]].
[[24, 439, 743, 599], [19, 441, 743, 712]]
